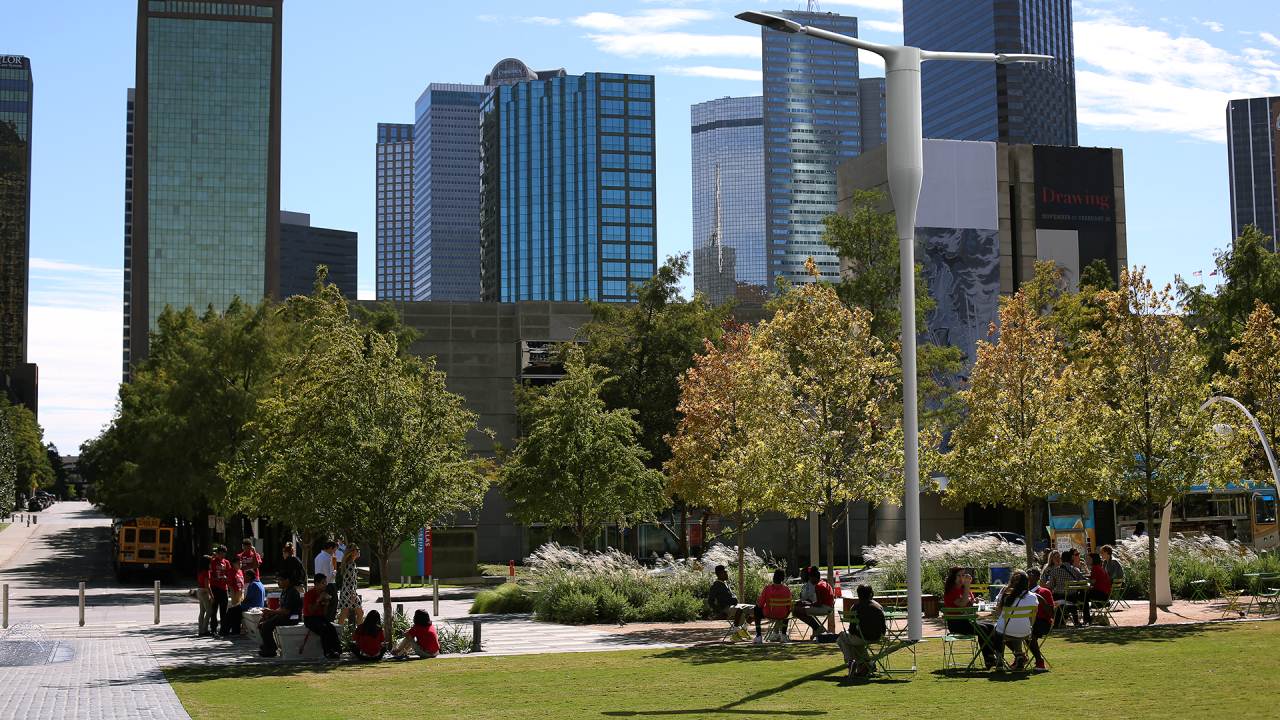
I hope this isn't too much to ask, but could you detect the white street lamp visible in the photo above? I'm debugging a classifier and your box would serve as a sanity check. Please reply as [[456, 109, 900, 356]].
[[737, 10, 1052, 641], [1201, 395, 1280, 506]]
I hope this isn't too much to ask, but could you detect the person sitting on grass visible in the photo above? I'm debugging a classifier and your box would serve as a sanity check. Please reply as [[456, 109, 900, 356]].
[[391, 609, 440, 659], [709, 565, 755, 640], [991, 570, 1039, 671], [793, 566, 835, 640], [1026, 567, 1054, 670], [753, 569, 794, 644], [302, 573, 342, 659], [837, 584, 885, 677], [350, 609, 386, 661], [223, 568, 266, 637], [258, 573, 302, 658], [942, 566, 997, 668]]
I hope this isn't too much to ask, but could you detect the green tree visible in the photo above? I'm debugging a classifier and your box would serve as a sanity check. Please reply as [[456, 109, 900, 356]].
[[46, 444, 69, 498], [0, 404, 15, 513], [503, 348, 667, 550], [1222, 301, 1280, 489], [3, 402, 53, 496]]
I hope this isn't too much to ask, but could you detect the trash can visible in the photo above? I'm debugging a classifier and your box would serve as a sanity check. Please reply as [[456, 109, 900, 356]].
[[989, 564, 1012, 598]]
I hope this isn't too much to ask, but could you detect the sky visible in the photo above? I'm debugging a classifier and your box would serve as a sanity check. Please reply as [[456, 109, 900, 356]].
[[3, 0, 1279, 452]]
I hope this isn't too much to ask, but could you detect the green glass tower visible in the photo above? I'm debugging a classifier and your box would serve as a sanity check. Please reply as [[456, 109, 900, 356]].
[[128, 0, 281, 365], [0, 54, 37, 414]]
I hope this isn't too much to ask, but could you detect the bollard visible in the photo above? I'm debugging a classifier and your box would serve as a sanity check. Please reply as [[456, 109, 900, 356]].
[[78, 581, 86, 627], [31, 515, 35, 525], [432, 578, 439, 617], [3, 583, 8, 629], [471, 619, 483, 652], [154, 580, 161, 624], [508, 560, 516, 583], [396, 603, 403, 621]]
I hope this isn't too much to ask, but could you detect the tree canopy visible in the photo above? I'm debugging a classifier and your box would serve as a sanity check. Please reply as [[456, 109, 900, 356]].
[[3, 401, 53, 496], [1222, 301, 1280, 489]]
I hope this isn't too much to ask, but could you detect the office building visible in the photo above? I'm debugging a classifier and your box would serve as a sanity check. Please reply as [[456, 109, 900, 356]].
[[904, 0, 1078, 146], [376, 123, 414, 300], [279, 212, 358, 299], [691, 96, 766, 305], [761, 10, 874, 287], [128, 0, 282, 364], [481, 72, 657, 303], [123, 88, 135, 380], [0, 53, 36, 414], [1227, 96, 1279, 247]]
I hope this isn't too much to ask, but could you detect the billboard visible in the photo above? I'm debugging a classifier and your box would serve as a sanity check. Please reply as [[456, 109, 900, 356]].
[[1033, 146, 1119, 287]]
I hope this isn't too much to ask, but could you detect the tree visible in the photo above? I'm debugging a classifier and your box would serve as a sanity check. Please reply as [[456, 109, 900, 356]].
[[755, 273, 908, 585], [239, 281, 491, 636], [46, 444, 69, 499], [666, 325, 800, 597], [503, 348, 667, 550], [1084, 268, 1242, 623], [943, 282, 1098, 566], [1222, 301, 1280, 488], [0, 404, 15, 513], [3, 402, 53, 496]]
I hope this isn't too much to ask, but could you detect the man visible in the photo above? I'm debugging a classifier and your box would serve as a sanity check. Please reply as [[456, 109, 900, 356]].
[[793, 566, 835, 639], [222, 568, 267, 637], [281, 542, 307, 589], [1100, 545, 1124, 581], [837, 584, 886, 676], [259, 573, 303, 658], [208, 546, 233, 637], [754, 569, 793, 644], [314, 541, 339, 622], [237, 538, 262, 578], [708, 565, 755, 640], [195, 554, 213, 636], [302, 573, 342, 659]]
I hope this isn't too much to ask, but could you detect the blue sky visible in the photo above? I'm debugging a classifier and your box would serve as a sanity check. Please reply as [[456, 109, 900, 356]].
[[4, 0, 1278, 451]]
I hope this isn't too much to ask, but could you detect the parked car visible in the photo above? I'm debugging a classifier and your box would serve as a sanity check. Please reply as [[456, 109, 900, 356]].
[[27, 497, 43, 512]]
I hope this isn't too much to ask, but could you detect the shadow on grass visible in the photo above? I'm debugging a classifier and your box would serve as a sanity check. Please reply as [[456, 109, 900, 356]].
[[651, 643, 836, 666], [602, 664, 840, 717], [1054, 621, 1233, 646]]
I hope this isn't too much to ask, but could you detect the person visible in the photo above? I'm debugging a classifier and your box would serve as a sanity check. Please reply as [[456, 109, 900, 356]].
[[228, 563, 246, 608], [259, 573, 303, 657], [1133, 522, 1146, 538], [754, 569, 794, 644], [1087, 552, 1113, 622], [337, 543, 364, 627], [1042, 550, 1083, 628], [315, 541, 340, 622], [208, 546, 233, 637], [302, 573, 342, 659], [708, 565, 755, 639], [1100, 544, 1124, 581], [196, 554, 213, 636], [837, 584, 886, 676], [223, 568, 267, 636], [280, 542, 307, 589], [392, 609, 440, 659], [350, 609, 385, 661], [991, 570, 1040, 671], [237, 538, 262, 578], [1026, 567, 1054, 670], [792, 566, 835, 639], [942, 566, 996, 668]]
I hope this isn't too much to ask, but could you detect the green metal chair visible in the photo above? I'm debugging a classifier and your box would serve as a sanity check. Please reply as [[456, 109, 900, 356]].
[[940, 606, 992, 671], [844, 608, 916, 678], [1187, 579, 1213, 603], [1092, 580, 1124, 626], [1257, 575, 1280, 616], [993, 605, 1040, 672]]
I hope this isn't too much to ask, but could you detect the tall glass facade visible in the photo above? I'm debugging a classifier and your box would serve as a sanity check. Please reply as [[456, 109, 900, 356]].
[[130, 0, 281, 363], [904, 0, 1077, 146], [481, 73, 657, 303], [762, 11, 864, 286], [691, 96, 766, 305], [0, 54, 32, 373], [279, 212, 358, 299], [376, 123, 414, 300], [1227, 96, 1280, 248], [123, 88, 135, 380]]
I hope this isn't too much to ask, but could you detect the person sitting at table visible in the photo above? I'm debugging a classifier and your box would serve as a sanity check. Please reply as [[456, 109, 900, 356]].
[[837, 584, 885, 677], [1100, 545, 1124, 581], [991, 570, 1040, 671], [708, 565, 756, 640], [754, 569, 794, 644], [1026, 567, 1054, 670], [793, 566, 835, 639], [943, 566, 997, 668], [1042, 550, 1084, 628], [1086, 552, 1113, 622]]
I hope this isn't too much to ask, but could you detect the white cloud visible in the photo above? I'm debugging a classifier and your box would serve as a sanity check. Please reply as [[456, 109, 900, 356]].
[[573, 9, 712, 33], [1200, 20, 1224, 33], [587, 32, 759, 59], [664, 65, 762, 81], [1261, 32, 1280, 49], [861, 19, 904, 34]]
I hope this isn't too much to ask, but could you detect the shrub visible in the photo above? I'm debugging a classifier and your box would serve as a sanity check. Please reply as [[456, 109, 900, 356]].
[[470, 583, 535, 614], [543, 587, 599, 624], [436, 621, 479, 654], [637, 591, 703, 622], [863, 536, 1026, 597]]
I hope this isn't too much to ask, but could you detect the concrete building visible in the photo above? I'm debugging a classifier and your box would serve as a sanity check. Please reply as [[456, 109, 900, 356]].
[[279, 212, 357, 299], [0, 53, 36, 414], [128, 0, 282, 365], [904, 0, 1078, 146], [1227, 96, 1279, 246], [375, 123, 414, 300]]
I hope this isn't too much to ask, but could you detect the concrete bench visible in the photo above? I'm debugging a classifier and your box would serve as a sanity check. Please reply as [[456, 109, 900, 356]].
[[242, 609, 265, 646], [276, 623, 325, 661]]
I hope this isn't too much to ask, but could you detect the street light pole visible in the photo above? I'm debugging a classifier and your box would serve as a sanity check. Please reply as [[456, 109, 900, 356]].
[[736, 10, 1051, 641], [1201, 395, 1280, 511]]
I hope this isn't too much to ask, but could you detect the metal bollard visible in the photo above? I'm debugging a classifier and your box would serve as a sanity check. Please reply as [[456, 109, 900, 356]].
[[154, 580, 161, 624], [432, 578, 439, 617], [3, 583, 8, 629], [508, 560, 516, 583], [78, 581, 86, 627], [31, 515, 35, 525], [472, 619, 482, 652]]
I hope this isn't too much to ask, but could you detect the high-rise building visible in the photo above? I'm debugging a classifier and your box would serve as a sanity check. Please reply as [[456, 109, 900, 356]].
[[1227, 96, 1280, 247], [761, 10, 867, 286], [0, 53, 36, 414], [481, 72, 657, 303], [128, 0, 282, 365], [859, 78, 887, 153], [904, 0, 1077, 146], [123, 88, 135, 380], [376, 123, 414, 300], [691, 96, 766, 305], [279, 211, 358, 299]]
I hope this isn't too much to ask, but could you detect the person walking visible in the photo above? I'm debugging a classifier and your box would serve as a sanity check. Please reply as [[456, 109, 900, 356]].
[[208, 546, 234, 637], [337, 543, 364, 627]]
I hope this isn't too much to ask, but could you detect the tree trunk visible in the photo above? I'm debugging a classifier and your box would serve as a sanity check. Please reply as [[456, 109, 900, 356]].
[[679, 505, 689, 558], [865, 501, 878, 548], [698, 511, 710, 557], [379, 551, 394, 651], [576, 525, 586, 554], [1023, 504, 1036, 568], [736, 513, 746, 600], [1146, 500, 1157, 625], [825, 508, 838, 632]]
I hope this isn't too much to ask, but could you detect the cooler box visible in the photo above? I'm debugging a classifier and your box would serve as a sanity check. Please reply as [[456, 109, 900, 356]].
[[267, 591, 280, 610]]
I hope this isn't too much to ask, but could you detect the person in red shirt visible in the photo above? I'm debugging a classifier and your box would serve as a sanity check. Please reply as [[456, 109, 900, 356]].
[[237, 538, 262, 577], [753, 569, 794, 644], [350, 609, 386, 661], [392, 609, 440, 659], [208, 546, 234, 637], [302, 573, 342, 658], [942, 566, 997, 668], [793, 566, 836, 638], [196, 554, 213, 636], [1027, 567, 1055, 670], [1087, 552, 1112, 624]]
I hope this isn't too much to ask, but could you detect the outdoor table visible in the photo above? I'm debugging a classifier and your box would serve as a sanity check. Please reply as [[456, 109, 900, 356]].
[[839, 590, 939, 618]]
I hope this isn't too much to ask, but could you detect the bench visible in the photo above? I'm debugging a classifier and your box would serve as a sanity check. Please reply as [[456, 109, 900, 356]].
[[242, 609, 265, 646], [276, 623, 325, 660]]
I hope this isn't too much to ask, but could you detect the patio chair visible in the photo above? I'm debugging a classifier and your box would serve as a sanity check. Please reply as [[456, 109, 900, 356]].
[[1257, 576, 1280, 616], [761, 596, 793, 643], [1187, 579, 1214, 604], [844, 608, 916, 678], [970, 583, 990, 602], [1056, 580, 1091, 627], [994, 605, 1039, 672], [940, 606, 993, 672], [1092, 581, 1124, 626], [1220, 587, 1246, 619], [790, 605, 840, 640]]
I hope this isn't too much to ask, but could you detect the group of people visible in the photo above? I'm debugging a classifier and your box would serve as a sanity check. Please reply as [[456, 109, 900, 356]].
[[196, 538, 441, 661], [709, 565, 836, 644]]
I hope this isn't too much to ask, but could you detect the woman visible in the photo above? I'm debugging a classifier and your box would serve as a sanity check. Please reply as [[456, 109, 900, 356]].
[[1026, 567, 1054, 670], [337, 543, 364, 626], [1041, 550, 1080, 627], [392, 609, 440, 659], [942, 566, 996, 668], [1086, 552, 1113, 622], [991, 570, 1040, 671], [350, 609, 385, 661]]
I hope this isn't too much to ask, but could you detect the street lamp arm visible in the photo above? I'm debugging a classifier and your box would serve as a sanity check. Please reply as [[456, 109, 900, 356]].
[[795, 24, 894, 56], [920, 51, 1055, 64], [1201, 395, 1280, 500]]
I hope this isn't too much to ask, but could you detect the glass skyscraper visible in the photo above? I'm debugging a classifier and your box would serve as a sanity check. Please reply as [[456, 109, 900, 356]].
[[123, 88, 135, 380], [691, 96, 766, 305], [1227, 96, 1279, 248], [0, 53, 33, 375], [761, 11, 867, 286], [279, 211, 358, 299], [129, 0, 281, 364], [376, 123, 414, 300], [481, 73, 657, 303], [904, 0, 1077, 146]]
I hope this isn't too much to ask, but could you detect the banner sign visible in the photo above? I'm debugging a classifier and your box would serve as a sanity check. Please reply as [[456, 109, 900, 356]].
[[1033, 145, 1119, 283], [414, 527, 433, 577]]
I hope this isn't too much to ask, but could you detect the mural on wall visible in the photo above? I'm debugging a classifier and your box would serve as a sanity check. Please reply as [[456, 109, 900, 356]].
[[916, 226, 1001, 373]]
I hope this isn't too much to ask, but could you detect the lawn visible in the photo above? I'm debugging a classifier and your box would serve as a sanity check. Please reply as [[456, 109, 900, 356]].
[[167, 620, 1278, 720]]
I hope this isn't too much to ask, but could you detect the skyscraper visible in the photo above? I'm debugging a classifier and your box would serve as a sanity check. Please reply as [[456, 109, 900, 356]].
[[279, 211, 358, 299], [1227, 96, 1280, 247], [129, 0, 282, 364], [761, 10, 866, 286], [481, 72, 657, 303], [0, 53, 36, 413], [376, 123, 414, 301], [904, 0, 1078, 146], [691, 96, 766, 305], [123, 88, 135, 380]]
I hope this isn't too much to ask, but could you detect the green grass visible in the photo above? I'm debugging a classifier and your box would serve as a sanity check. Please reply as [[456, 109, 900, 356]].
[[0, 523, 9, 533], [167, 620, 1280, 720]]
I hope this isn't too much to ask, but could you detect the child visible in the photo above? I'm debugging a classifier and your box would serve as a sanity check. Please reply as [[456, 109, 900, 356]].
[[391, 609, 440, 659], [351, 610, 386, 661]]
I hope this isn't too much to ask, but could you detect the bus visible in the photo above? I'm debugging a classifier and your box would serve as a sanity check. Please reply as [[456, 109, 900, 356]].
[[113, 517, 176, 579]]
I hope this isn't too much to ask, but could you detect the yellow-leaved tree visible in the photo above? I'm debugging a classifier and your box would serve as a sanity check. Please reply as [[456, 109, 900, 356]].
[[1223, 301, 1280, 498]]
